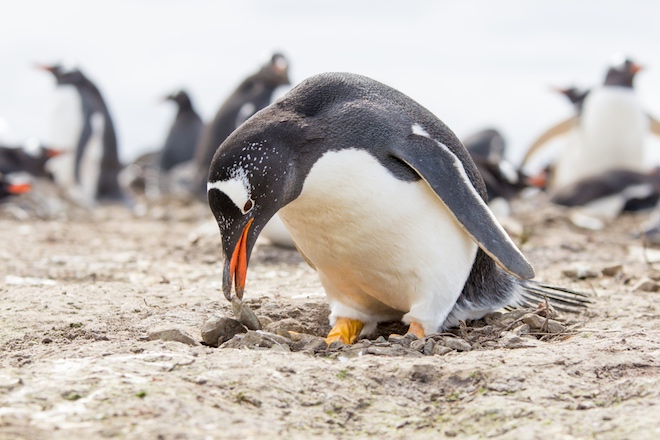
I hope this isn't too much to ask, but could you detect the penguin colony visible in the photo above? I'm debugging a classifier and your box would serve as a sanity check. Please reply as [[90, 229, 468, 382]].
[[7, 54, 660, 341]]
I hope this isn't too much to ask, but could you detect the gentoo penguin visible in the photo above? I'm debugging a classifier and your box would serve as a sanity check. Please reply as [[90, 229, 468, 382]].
[[0, 173, 31, 200], [37, 63, 124, 204], [160, 90, 204, 172], [190, 53, 290, 198], [0, 139, 62, 178], [207, 73, 588, 344], [551, 168, 660, 218], [523, 57, 660, 191], [463, 129, 529, 202]]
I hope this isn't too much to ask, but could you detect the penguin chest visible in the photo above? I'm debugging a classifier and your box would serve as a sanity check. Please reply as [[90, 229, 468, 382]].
[[278, 149, 478, 316], [47, 86, 84, 152], [580, 89, 647, 167]]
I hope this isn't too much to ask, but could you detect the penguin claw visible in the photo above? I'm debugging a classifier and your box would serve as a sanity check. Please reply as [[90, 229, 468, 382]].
[[325, 317, 364, 345]]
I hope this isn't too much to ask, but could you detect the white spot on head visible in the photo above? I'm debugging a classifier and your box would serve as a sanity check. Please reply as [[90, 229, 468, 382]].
[[411, 123, 430, 138], [207, 168, 254, 214]]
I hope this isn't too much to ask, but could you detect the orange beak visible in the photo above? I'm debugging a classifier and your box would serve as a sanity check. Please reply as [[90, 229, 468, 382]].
[[8, 183, 31, 194], [45, 148, 64, 158], [222, 218, 254, 301]]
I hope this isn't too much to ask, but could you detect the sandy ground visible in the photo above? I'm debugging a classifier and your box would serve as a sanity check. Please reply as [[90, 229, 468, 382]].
[[0, 193, 659, 440]]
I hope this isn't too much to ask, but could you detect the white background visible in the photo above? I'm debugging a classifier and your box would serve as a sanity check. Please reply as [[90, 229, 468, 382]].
[[1, 0, 659, 166]]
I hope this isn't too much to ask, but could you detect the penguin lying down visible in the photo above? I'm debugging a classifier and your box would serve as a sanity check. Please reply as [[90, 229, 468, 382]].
[[207, 73, 588, 344]]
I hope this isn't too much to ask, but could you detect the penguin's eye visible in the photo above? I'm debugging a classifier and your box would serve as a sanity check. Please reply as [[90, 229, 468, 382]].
[[243, 199, 253, 213]]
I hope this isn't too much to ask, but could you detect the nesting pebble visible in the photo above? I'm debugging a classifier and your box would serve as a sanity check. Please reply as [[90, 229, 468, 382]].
[[231, 297, 262, 330], [201, 316, 247, 347], [444, 338, 472, 352]]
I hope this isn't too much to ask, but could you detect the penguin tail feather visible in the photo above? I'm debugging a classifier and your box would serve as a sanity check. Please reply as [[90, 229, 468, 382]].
[[514, 280, 591, 314]]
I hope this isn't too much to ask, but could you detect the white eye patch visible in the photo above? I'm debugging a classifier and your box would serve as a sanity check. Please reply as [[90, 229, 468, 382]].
[[207, 178, 254, 214]]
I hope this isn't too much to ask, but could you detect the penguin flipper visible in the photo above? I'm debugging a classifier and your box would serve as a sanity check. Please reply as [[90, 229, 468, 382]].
[[521, 116, 578, 167], [394, 136, 535, 280], [648, 114, 660, 137]]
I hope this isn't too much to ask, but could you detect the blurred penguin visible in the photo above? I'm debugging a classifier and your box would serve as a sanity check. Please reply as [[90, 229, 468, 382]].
[[523, 56, 660, 191], [188, 53, 290, 198], [0, 138, 62, 178], [37, 62, 124, 205], [160, 89, 204, 173], [0, 173, 31, 201], [551, 167, 660, 219], [463, 128, 532, 219]]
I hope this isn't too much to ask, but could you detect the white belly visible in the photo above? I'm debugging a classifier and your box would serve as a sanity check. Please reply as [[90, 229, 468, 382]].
[[278, 149, 478, 332], [46, 86, 84, 152], [78, 112, 105, 203], [553, 87, 648, 189]]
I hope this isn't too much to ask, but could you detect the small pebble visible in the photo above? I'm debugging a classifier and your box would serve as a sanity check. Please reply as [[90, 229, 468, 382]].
[[444, 338, 472, 352], [432, 345, 453, 356], [148, 327, 199, 346], [601, 264, 623, 277], [231, 298, 262, 330], [201, 316, 247, 347]]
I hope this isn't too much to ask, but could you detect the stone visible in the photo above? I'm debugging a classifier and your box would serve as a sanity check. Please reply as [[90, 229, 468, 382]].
[[432, 345, 453, 356], [231, 298, 262, 330], [632, 279, 660, 293], [201, 316, 247, 347], [422, 339, 436, 356], [444, 338, 472, 352], [522, 313, 546, 330], [601, 264, 623, 277], [265, 318, 305, 334], [148, 327, 199, 346], [410, 340, 426, 352], [562, 267, 599, 280]]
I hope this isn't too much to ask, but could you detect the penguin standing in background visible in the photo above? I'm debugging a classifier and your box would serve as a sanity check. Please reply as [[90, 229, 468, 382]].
[[160, 90, 204, 172], [207, 73, 587, 344], [523, 57, 660, 191], [189, 53, 290, 198], [37, 63, 124, 204]]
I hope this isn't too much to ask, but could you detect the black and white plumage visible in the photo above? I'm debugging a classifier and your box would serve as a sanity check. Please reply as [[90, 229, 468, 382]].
[[189, 53, 290, 198], [523, 57, 660, 191], [206, 73, 587, 341], [0, 173, 31, 200], [551, 168, 660, 218], [160, 90, 204, 172], [463, 129, 529, 203], [38, 63, 124, 204], [0, 139, 61, 178]]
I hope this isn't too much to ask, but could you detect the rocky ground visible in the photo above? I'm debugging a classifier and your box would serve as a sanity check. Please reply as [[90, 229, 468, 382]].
[[0, 192, 659, 439]]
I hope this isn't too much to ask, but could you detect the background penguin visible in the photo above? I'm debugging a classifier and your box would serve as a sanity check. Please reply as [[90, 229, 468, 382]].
[[0, 139, 62, 178], [463, 128, 531, 204], [160, 89, 204, 173], [523, 57, 660, 191], [189, 53, 290, 198], [207, 72, 588, 344], [0, 173, 31, 200], [551, 167, 660, 219], [37, 63, 124, 205]]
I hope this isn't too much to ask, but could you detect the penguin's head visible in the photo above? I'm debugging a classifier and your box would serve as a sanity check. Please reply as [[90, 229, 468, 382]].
[[36, 63, 86, 86], [165, 90, 193, 109], [206, 120, 299, 301], [260, 52, 291, 88], [604, 57, 643, 88]]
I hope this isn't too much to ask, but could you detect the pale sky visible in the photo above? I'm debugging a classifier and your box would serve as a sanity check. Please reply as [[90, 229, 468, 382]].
[[1, 0, 660, 165]]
